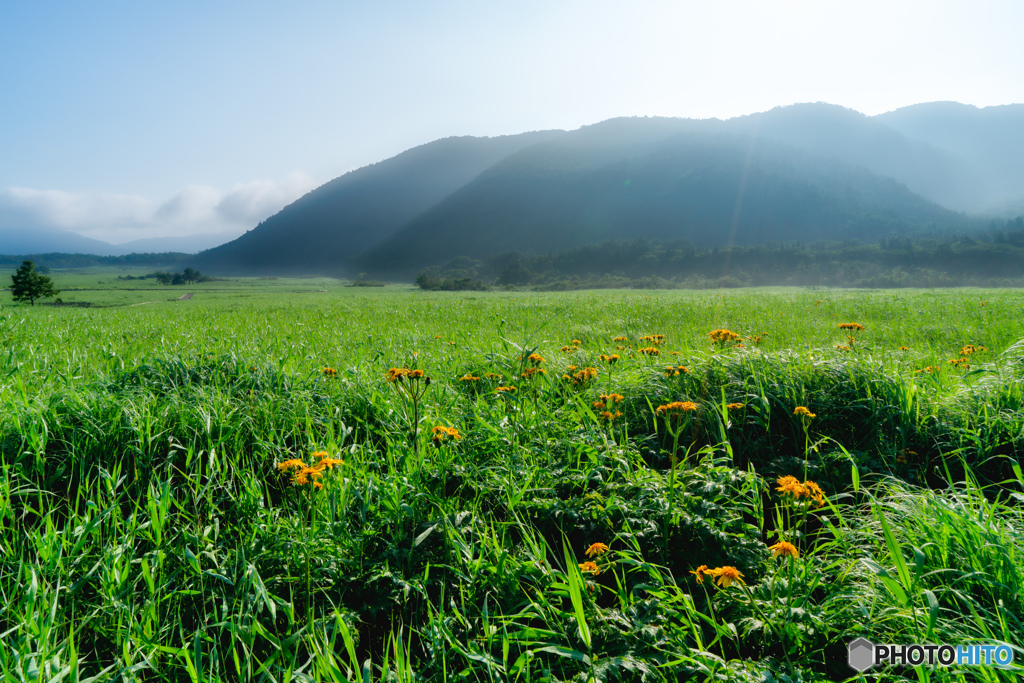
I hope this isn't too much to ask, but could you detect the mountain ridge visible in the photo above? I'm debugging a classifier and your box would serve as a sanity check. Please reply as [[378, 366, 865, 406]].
[[356, 118, 965, 278], [192, 130, 564, 274]]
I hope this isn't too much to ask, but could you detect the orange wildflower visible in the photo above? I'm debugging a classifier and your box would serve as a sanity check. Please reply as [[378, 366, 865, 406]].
[[710, 566, 744, 587], [768, 541, 799, 559], [690, 564, 713, 584]]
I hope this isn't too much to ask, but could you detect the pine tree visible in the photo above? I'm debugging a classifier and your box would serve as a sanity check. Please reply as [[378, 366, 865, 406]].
[[10, 260, 60, 306]]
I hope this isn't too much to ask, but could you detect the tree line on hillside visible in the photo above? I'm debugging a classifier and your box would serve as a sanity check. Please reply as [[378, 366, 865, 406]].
[[415, 217, 1024, 290], [124, 268, 214, 285]]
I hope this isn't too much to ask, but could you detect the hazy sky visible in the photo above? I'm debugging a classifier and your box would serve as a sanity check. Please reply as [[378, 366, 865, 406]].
[[2, 0, 1023, 244]]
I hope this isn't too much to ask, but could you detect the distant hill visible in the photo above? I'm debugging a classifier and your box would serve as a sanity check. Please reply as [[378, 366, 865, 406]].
[[875, 102, 1024, 213], [109, 233, 237, 255], [0, 225, 233, 257], [0, 226, 118, 256], [193, 131, 563, 274], [357, 117, 965, 278]]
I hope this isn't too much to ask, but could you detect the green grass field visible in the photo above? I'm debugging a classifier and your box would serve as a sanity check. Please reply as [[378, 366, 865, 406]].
[[2, 275, 1023, 681]]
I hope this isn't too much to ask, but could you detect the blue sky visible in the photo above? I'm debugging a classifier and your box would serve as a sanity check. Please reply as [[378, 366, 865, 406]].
[[2, 0, 1023, 244]]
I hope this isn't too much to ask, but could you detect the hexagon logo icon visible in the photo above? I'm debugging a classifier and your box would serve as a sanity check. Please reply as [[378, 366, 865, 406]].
[[848, 638, 875, 672]]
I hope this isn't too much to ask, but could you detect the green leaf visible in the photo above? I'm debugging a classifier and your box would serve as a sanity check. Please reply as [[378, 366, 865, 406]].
[[562, 539, 591, 650], [876, 506, 913, 592], [535, 645, 591, 666], [923, 589, 938, 639], [861, 558, 909, 606]]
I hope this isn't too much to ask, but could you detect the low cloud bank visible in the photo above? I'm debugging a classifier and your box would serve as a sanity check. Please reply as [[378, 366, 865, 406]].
[[0, 172, 317, 245]]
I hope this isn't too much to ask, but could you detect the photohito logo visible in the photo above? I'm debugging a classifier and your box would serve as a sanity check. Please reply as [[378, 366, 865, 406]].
[[848, 638, 1014, 671]]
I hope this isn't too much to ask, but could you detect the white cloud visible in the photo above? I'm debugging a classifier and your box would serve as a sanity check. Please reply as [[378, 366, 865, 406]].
[[215, 172, 315, 225], [0, 187, 152, 231], [155, 185, 223, 225], [0, 172, 317, 245]]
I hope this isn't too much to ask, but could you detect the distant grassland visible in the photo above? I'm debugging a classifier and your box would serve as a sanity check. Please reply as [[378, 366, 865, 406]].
[[2, 276, 1023, 681]]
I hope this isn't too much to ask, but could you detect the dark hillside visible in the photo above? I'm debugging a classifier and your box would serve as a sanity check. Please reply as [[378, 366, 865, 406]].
[[732, 103, 981, 212], [193, 130, 564, 274], [359, 118, 965, 279]]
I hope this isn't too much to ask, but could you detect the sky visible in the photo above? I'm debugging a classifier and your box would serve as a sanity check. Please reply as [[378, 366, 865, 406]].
[[2, 0, 1023, 245]]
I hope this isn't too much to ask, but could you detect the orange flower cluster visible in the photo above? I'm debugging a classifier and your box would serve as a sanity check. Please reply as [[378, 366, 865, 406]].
[[485, 372, 502, 379], [959, 344, 986, 356], [835, 344, 850, 352], [707, 329, 742, 346], [612, 336, 628, 342], [837, 323, 865, 331], [899, 346, 909, 351], [914, 366, 938, 374], [664, 365, 689, 377], [748, 334, 766, 345], [776, 476, 826, 508], [793, 406, 816, 418], [947, 358, 969, 368], [527, 353, 546, 366], [726, 402, 745, 410], [430, 425, 461, 445], [459, 374, 481, 382], [656, 401, 698, 416], [578, 561, 600, 575], [322, 367, 337, 377], [593, 394, 625, 420], [639, 334, 665, 345], [599, 354, 620, 364], [386, 368, 425, 382], [276, 451, 344, 490], [495, 386, 517, 393], [567, 367, 598, 386], [560, 345, 575, 353], [586, 542, 610, 557], [690, 565, 745, 587], [639, 347, 660, 356], [520, 367, 547, 378]]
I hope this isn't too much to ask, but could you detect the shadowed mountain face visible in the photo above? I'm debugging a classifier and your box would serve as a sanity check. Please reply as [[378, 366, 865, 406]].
[[192, 131, 563, 274], [875, 102, 1024, 213], [734, 103, 984, 212], [357, 118, 963, 278], [188, 102, 1020, 279]]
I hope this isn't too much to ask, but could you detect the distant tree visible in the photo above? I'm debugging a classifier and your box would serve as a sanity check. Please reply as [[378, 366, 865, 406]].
[[10, 260, 60, 306]]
